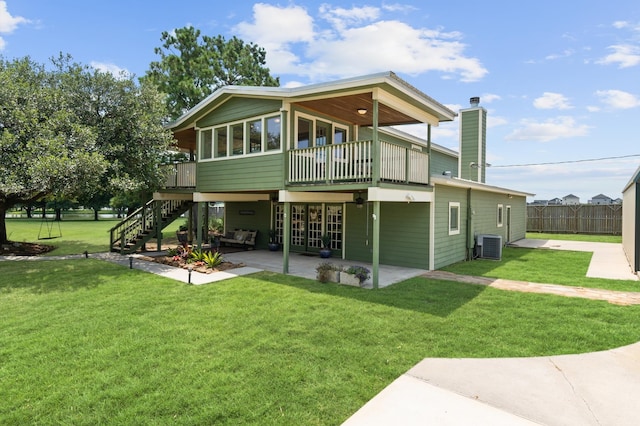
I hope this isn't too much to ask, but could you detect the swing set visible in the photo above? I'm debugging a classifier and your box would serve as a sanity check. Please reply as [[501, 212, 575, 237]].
[[37, 204, 62, 240]]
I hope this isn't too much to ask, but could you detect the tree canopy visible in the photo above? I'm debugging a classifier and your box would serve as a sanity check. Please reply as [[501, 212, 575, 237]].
[[143, 26, 280, 120], [0, 55, 174, 243]]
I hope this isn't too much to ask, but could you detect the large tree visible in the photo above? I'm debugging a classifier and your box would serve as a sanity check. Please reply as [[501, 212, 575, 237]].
[[0, 55, 174, 244], [143, 26, 280, 119]]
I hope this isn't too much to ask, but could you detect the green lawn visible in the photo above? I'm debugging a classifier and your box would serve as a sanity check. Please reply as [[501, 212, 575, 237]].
[[4, 218, 182, 256], [442, 246, 640, 292], [1, 259, 639, 425], [526, 232, 621, 243]]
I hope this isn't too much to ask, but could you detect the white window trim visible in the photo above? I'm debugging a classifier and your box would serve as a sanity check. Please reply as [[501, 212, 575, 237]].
[[497, 204, 504, 227], [448, 201, 461, 236], [197, 113, 282, 162]]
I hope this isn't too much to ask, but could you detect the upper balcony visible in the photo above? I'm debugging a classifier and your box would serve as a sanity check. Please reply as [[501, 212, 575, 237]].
[[288, 139, 429, 186]]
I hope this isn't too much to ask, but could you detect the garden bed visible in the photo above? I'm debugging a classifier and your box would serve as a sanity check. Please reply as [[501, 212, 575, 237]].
[[139, 254, 245, 274]]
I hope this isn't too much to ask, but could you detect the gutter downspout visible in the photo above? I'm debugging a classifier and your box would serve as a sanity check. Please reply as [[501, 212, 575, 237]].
[[427, 124, 431, 187]]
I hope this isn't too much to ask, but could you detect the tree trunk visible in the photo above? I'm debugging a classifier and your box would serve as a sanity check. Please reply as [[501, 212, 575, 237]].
[[26, 205, 33, 218], [55, 208, 62, 221], [93, 208, 99, 221], [0, 205, 7, 244]]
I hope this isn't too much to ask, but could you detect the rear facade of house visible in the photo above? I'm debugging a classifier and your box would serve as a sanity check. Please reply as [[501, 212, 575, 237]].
[[112, 72, 530, 286]]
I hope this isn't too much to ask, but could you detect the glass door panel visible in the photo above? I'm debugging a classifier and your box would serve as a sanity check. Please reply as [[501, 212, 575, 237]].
[[290, 204, 306, 250], [307, 204, 323, 250]]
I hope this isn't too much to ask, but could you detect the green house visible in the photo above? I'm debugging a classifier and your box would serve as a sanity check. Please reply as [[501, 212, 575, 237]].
[[112, 72, 532, 287]]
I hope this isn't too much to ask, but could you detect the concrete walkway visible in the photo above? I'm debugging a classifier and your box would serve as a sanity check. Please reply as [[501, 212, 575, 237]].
[[344, 239, 640, 425], [344, 341, 640, 426]]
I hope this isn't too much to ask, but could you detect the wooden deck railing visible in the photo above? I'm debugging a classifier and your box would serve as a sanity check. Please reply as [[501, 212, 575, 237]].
[[162, 162, 196, 188], [288, 140, 429, 185]]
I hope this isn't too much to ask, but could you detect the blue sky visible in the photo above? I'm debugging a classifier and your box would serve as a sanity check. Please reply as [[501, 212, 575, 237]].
[[2, 0, 639, 201]]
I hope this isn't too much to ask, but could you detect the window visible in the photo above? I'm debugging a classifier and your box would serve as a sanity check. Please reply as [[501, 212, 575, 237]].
[[200, 113, 283, 161], [297, 118, 311, 149], [334, 127, 347, 144], [248, 119, 261, 153], [214, 127, 227, 158], [497, 204, 504, 227], [231, 123, 243, 156], [449, 202, 460, 235], [201, 129, 212, 159], [295, 113, 350, 149], [266, 116, 281, 151]]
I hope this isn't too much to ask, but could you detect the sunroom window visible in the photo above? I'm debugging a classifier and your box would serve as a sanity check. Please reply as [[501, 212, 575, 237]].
[[200, 113, 282, 161], [201, 129, 212, 159]]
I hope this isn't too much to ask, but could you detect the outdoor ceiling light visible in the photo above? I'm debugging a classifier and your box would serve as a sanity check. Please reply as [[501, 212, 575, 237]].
[[357, 108, 367, 115], [356, 194, 364, 208]]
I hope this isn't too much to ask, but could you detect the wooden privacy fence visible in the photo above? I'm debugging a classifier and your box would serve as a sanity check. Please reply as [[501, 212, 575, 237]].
[[527, 205, 622, 235]]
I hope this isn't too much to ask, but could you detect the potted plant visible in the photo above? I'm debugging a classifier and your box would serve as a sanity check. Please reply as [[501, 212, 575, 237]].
[[176, 224, 188, 244], [316, 262, 339, 283], [268, 229, 280, 251], [320, 234, 331, 258], [340, 265, 371, 286]]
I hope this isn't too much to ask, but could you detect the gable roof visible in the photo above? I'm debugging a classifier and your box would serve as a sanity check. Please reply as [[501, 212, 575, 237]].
[[167, 71, 457, 132], [591, 193, 612, 200]]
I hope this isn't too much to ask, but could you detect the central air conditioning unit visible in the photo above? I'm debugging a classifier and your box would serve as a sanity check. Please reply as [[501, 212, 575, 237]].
[[476, 234, 502, 260]]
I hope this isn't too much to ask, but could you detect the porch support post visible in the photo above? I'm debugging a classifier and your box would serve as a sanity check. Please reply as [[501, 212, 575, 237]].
[[155, 200, 162, 251], [283, 202, 291, 274], [372, 97, 380, 185], [372, 200, 380, 289], [196, 202, 205, 250], [427, 124, 432, 186]]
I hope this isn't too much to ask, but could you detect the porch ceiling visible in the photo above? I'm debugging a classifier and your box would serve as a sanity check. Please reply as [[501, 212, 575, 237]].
[[295, 93, 419, 127], [173, 128, 196, 152]]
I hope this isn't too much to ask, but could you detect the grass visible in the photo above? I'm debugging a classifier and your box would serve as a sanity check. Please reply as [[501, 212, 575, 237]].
[[1, 259, 640, 424], [526, 232, 621, 243], [4, 218, 182, 256], [442, 246, 640, 292]]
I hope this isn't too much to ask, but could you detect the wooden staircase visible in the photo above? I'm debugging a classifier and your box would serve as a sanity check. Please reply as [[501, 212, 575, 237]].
[[109, 199, 193, 254]]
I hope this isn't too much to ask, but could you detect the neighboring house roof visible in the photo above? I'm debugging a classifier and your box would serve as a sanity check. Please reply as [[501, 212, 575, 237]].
[[167, 71, 458, 132], [431, 175, 535, 197], [591, 193, 612, 200], [563, 194, 579, 199]]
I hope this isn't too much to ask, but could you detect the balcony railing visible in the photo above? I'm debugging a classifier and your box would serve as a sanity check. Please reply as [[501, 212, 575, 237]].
[[288, 140, 429, 185], [162, 162, 196, 188]]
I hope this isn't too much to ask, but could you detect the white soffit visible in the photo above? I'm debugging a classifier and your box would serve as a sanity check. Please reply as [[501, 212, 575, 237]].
[[194, 193, 270, 202], [278, 191, 353, 203], [367, 187, 434, 202]]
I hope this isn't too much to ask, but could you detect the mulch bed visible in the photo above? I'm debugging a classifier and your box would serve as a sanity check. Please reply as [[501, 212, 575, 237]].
[[139, 254, 245, 274], [1, 241, 56, 256]]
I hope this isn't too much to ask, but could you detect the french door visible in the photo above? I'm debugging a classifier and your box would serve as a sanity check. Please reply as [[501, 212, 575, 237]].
[[274, 203, 342, 253]]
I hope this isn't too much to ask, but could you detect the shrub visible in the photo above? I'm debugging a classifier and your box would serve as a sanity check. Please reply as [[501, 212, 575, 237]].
[[203, 251, 224, 269]]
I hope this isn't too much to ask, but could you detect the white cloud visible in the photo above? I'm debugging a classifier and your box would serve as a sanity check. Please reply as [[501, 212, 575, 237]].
[[595, 89, 640, 109], [597, 44, 640, 68], [0, 0, 29, 50], [234, 3, 487, 83], [505, 116, 590, 142], [480, 93, 501, 103], [90, 61, 130, 78], [533, 92, 572, 110], [545, 49, 574, 60]]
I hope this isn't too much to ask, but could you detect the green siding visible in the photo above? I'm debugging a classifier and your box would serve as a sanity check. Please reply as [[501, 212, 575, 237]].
[[433, 185, 469, 269], [224, 201, 271, 249], [431, 149, 459, 177], [196, 98, 282, 128], [434, 184, 528, 269], [197, 154, 284, 192], [359, 127, 415, 149], [459, 108, 486, 181], [344, 202, 430, 269]]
